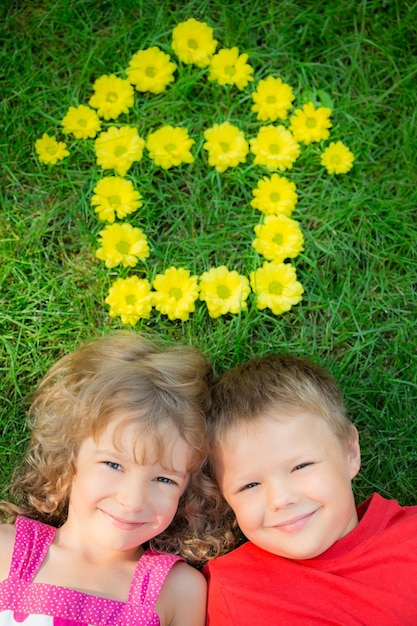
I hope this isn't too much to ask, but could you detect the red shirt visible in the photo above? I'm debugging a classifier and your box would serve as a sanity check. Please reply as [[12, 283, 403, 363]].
[[204, 494, 417, 625]]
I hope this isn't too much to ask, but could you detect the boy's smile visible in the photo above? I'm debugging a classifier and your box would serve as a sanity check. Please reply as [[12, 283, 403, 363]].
[[215, 409, 361, 560]]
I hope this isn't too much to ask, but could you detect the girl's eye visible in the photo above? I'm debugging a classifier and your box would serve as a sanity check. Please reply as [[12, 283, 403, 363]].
[[105, 461, 122, 471], [155, 476, 176, 485]]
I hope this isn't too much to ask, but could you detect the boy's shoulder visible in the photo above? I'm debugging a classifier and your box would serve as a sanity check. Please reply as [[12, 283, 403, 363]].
[[204, 540, 266, 574], [358, 492, 417, 526]]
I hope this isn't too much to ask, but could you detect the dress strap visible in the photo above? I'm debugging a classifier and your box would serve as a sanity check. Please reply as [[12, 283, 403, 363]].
[[10, 516, 56, 582], [128, 550, 183, 608]]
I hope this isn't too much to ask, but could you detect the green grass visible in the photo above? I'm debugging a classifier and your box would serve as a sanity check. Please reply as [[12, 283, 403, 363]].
[[1, 0, 417, 505]]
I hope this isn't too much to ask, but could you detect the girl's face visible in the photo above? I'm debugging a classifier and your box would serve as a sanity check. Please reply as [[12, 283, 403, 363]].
[[64, 416, 193, 559], [215, 410, 361, 560]]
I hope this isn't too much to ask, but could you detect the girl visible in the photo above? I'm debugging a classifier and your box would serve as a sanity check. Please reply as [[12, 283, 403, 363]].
[[0, 331, 220, 626]]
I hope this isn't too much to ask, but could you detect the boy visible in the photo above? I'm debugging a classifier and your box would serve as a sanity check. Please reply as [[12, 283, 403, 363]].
[[204, 353, 417, 625]]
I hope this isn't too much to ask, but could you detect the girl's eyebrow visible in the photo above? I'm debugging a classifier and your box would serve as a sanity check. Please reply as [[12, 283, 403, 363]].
[[95, 448, 188, 477], [94, 448, 131, 461], [165, 469, 188, 478], [95, 447, 128, 456], [95, 445, 140, 461], [152, 466, 189, 479]]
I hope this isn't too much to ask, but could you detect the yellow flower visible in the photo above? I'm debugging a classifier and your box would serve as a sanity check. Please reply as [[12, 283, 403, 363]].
[[252, 215, 304, 262], [61, 104, 101, 139], [199, 266, 250, 318], [203, 122, 248, 173], [289, 102, 332, 144], [126, 47, 177, 94], [105, 276, 152, 325], [90, 176, 142, 222], [146, 126, 194, 169], [249, 125, 300, 171], [321, 141, 355, 174], [251, 173, 298, 216], [152, 267, 199, 321], [250, 261, 304, 315], [95, 223, 149, 268], [89, 74, 134, 120], [34, 133, 69, 165], [94, 126, 145, 176], [171, 18, 217, 67], [208, 47, 254, 90], [251, 76, 295, 122]]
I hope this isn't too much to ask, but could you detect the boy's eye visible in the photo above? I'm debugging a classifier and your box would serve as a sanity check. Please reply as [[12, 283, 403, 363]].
[[292, 462, 312, 472], [240, 482, 259, 491], [105, 461, 122, 471]]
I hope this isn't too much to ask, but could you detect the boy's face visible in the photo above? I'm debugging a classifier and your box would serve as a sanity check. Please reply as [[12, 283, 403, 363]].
[[214, 409, 361, 560]]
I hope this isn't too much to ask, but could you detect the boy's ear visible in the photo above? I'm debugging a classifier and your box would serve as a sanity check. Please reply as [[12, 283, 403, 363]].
[[347, 425, 361, 479]]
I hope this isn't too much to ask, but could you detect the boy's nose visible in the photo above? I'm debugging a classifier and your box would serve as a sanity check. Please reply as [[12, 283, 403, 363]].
[[267, 478, 298, 509]]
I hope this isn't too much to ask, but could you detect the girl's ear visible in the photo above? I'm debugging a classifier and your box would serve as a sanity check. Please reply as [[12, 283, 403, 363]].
[[347, 425, 361, 479]]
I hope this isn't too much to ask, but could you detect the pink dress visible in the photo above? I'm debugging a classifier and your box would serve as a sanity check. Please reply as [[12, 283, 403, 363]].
[[0, 516, 183, 626]]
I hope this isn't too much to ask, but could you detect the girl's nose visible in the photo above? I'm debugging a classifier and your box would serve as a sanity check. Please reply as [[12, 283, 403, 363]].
[[117, 476, 148, 512]]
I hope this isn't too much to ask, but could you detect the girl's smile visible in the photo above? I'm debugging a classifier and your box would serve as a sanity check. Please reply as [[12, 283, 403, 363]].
[[99, 509, 151, 530]]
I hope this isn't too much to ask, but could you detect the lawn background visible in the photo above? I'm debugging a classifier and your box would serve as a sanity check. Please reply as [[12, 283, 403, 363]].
[[1, 0, 416, 506]]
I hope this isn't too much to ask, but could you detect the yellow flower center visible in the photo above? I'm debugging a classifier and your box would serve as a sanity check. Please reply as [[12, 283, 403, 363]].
[[220, 142, 230, 152], [165, 143, 177, 153], [116, 240, 130, 254], [125, 294, 137, 305], [187, 38, 198, 50], [225, 65, 236, 76], [46, 145, 57, 155], [273, 233, 283, 245], [170, 287, 183, 300], [270, 192, 280, 202], [106, 91, 118, 103], [217, 285, 231, 299], [146, 66, 156, 77], [269, 144, 280, 155], [331, 155, 341, 164], [306, 117, 317, 128], [266, 95, 276, 104], [108, 195, 121, 206], [77, 118, 87, 127], [269, 281, 283, 295], [114, 145, 127, 157]]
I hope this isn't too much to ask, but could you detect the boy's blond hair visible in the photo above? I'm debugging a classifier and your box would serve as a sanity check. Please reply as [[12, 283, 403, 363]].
[[208, 353, 354, 449]]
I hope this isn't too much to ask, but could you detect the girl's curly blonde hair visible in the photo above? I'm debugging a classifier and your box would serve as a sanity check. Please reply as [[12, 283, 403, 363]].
[[1, 331, 234, 566]]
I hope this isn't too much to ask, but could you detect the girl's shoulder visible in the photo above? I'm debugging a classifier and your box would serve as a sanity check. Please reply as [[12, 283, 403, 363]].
[[0, 523, 16, 582], [156, 561, 206, 626]]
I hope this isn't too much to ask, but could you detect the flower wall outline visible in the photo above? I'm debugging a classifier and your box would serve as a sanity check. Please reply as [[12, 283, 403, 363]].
[[34, 17, 355, 324]]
